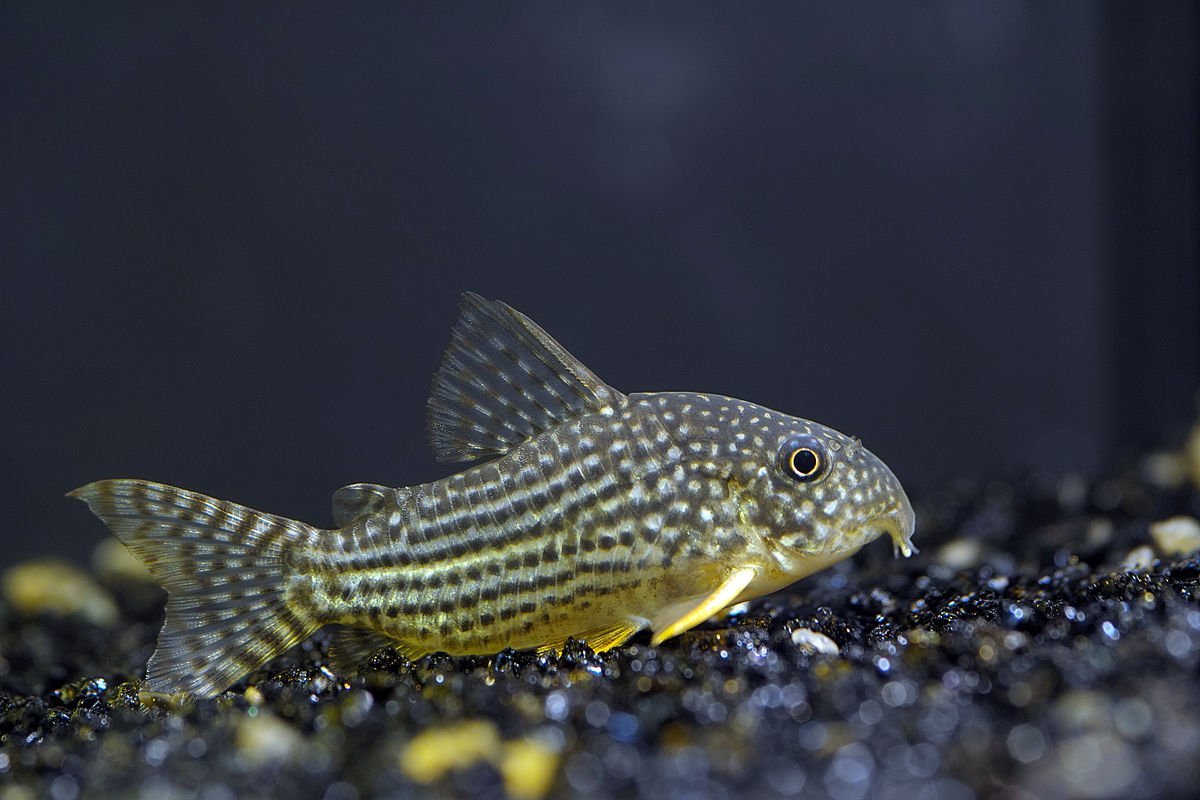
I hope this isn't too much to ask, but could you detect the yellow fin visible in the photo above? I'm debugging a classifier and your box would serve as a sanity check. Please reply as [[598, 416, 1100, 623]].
[[537, 618, 645, 656], [650, 566, 758, 646], [394, 642, 428, 662]]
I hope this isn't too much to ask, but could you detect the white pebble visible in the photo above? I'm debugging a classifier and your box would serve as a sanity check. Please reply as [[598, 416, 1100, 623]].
[[934, 539, 982, 571], [1119, 546, 1155, 572], [1150, 516, 1200, 557], [790, 628, 840, 656]]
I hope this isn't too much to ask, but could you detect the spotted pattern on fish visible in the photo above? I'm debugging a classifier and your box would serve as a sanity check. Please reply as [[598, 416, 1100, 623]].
[[71, 292, 915, 697]]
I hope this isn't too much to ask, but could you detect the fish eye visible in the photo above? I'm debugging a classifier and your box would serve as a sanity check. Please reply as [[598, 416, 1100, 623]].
[[779, 436, 828, 482]]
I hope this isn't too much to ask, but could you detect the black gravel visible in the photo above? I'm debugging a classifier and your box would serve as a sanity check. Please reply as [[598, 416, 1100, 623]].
[[3, 451, 1200, 800]]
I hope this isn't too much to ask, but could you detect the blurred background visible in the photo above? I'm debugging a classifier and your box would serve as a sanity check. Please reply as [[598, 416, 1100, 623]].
[[2, 2, 1197, 565]]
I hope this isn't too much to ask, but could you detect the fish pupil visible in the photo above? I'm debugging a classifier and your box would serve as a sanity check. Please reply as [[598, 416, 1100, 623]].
[[791, 448, 819, 477]]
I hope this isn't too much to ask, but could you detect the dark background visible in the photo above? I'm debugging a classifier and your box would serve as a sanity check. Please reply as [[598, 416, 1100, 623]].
[[3, 2, 1197, 567]]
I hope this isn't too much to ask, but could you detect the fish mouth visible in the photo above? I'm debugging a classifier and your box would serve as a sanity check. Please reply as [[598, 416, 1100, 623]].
[[761, 536, 867, 589], [765, 495, 917, 581]]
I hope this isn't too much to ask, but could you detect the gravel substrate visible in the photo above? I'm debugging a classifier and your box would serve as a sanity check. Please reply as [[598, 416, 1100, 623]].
[[3, 434, 1200, 800]]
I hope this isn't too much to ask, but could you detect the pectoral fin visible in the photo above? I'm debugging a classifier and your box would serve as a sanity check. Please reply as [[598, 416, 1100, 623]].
[[650, 566, 759, 646], [537, 618, 646, 656]]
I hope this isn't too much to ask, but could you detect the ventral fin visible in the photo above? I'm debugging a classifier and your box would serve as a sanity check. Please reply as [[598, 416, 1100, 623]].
[[331, 483, 392, 528], [327, 627, 406, 676], [426, 292, 626, 463], [536, 617, 645, 657]]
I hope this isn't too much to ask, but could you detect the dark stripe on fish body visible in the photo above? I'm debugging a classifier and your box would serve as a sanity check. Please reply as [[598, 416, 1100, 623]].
[[423, 484, 450, 555], [486, 575, 646, 647], [441, 473, 469, 548], [328, 457, 568, 569], [312, 407, 689, 648], [325, 527, 633, 634]]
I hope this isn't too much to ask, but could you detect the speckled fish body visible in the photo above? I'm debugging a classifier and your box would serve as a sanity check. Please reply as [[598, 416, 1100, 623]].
[[312, 393, 910, 657], [72, 293, 915, 697]]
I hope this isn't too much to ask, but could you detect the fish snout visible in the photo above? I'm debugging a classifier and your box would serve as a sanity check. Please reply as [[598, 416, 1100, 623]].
[[863, 491, 917, 558]]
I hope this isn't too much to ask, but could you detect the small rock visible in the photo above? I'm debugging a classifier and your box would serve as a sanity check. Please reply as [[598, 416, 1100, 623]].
[[1150, 516, 1200, 557], [935, 538, 983, 570], [396, 720, 559, 794], [500, 738, 561, 800], [399, 719, 501, 784], [1119, 546, 1156, 572], [91, 539, 153, 584], [1, 559, 118, 626], [790, 628, 840, 656], [235, 710, 305, 768]]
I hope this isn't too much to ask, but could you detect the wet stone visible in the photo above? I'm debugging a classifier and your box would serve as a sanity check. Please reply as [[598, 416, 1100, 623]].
[[3, 437, 1200, 798]]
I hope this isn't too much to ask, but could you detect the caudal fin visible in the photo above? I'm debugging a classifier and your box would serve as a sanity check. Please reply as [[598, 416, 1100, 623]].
[[70, 479, 323, 697]]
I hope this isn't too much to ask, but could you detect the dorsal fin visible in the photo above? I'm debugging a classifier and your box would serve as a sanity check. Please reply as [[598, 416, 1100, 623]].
[[331, 483, 392, 528], [426, 292, 625, 463]]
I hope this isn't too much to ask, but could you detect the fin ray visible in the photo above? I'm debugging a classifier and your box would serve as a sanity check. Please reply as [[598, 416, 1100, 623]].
[[70, 479, 324, 697], [426, 292, 625, 462], [650, 567, 758, 646], [537, 618, 645, 656], [327, 626, 398, 675]]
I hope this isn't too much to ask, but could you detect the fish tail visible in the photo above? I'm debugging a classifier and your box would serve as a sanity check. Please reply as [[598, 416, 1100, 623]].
[[69, 479, 323, 697]]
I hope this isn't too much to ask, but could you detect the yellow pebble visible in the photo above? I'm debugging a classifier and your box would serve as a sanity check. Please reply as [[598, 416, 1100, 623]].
[[500, 739, 560, 800], [92, 538, 153, 584], [1, 558, 118, 626], [235, 710, 304, 767], [1150, 516, 1200, 557], [399, 720, 501, 784]]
